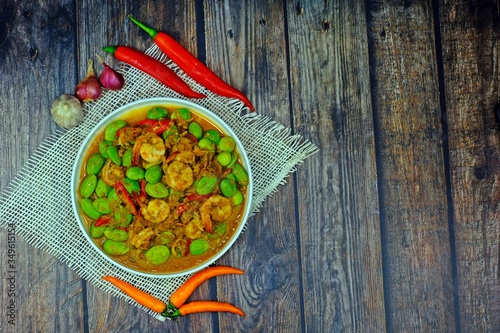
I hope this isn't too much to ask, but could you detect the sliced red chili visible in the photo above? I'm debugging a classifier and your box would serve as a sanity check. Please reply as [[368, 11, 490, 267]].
[[185, 238, 192, 256], [177, 203, 189, 216], [165, 151, 179, 164], [186, 132, 198, 143], [136, 119, 158, 127], [94, 216, 111, 227], [186, 193, 212, 202], [115, 182, 138, 215]]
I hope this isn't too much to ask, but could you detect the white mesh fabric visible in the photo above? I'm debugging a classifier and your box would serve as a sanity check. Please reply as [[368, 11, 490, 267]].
[[0, 44, 318, 320]]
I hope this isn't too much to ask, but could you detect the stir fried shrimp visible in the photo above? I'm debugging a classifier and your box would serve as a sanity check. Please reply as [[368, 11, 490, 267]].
[[141, 199, 170, 223], [129, 227, 156, 250], [101, 160, 125, 186], [199, 195, 233, 233], [164, 160, 194, 191], [79, 105, 249, 273], [134, 132, 166, 164]]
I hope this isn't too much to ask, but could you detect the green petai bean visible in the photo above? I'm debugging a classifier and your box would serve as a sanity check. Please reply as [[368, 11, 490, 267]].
[[99, 141, 112, 158], [196, 176, 217, 195], [92, 197, 112, 214], [95, 178, 112, 198], [217, 136, 236, 153], [126, 167, 145, 180], [124, 178, 140, 194], [188, 121, 203, 140], [226, 151, 238, 168], [232, 163, 249, 186], [90, 222, 107, 238], [198, 138, 215, 151], [207, 222, 227, 239], [104, 228, 128, 241], [145, 245, 170, 265], [107, 146, 121, 166], [144, 165, 162, 184], [145, 182, 169, 198], [104, 120, 127, 141], [189, 239, 210, 255], [170, 108, 191, 121], [231, 189, 243, 205], [203, 129, 221, 145], [220, 178, 237, 197], [216, 152, 232, 166], [86, 153, 106, 175], [122, 148, 133, 167], [147, 106, 169, 120], [102, 240, 129, 255], [80, 198, 102, 219], [80, 175, 97, 198]]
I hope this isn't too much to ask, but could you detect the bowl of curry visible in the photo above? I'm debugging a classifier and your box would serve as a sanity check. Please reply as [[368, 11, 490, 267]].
[[71, 98, 252, 278]]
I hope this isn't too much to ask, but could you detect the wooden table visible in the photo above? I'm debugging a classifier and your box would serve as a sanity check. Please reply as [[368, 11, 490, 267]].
[[1, 1, 499, 332]]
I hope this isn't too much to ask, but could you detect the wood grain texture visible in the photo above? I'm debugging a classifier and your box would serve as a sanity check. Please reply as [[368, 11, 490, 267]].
[[204, 1, 301, 332], [0, 1, 84, 332], [439, 1, 500, 331], [287, 0, 386, 331], [367, 1, 456, 331]]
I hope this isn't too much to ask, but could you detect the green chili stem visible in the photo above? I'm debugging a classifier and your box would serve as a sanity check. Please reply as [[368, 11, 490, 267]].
[[128, 15, 158, 39]]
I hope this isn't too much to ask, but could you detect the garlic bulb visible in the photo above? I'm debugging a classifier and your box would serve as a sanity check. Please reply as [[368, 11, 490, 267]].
[[50, 94, 84, 128]]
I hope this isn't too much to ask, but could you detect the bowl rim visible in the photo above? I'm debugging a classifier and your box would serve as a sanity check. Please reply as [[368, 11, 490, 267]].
[[71, 97, 253, 278]]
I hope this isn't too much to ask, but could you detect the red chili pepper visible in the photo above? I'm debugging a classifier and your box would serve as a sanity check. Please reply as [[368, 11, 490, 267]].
[[103, 45, 206, 99], [115, 182, 138, 215], [94, 216, 111, 227], [128, 16, 254, 111]]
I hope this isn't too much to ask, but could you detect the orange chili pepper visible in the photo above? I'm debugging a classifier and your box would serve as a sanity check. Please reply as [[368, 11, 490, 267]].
[[168, 266, 244, 309], [168, 301, 245, 318], [102, 276, 168, 315]]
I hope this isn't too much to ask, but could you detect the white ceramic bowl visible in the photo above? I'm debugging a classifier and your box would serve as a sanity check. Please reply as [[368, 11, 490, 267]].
[[71, 98, 253, 278]]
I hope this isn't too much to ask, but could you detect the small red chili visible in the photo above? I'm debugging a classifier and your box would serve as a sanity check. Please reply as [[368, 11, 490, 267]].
[[94, 216, 111, 227]]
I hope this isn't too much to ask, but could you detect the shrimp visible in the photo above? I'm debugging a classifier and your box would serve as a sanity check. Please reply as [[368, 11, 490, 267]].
[[141, 199, 170, 223], [101, 160, 125, 186], [132, 132, 166, 165], [163, 160, 194, 191], [128, 227, 155, 250], [184, 214, 204, 239], [199, 195, 232, 233]]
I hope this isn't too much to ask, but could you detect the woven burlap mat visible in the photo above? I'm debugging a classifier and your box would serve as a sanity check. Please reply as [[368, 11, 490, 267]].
[[0, 44, 318, 320]]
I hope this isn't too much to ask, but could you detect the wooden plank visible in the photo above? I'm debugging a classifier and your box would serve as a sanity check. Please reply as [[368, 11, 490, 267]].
[[77, 1, 215, 332], [203, 1, 302, 332], [438, 1, 500, 331], [0, 1, 85, 332], [287, 1, 386, 331], [366, 1, 456, 331]]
